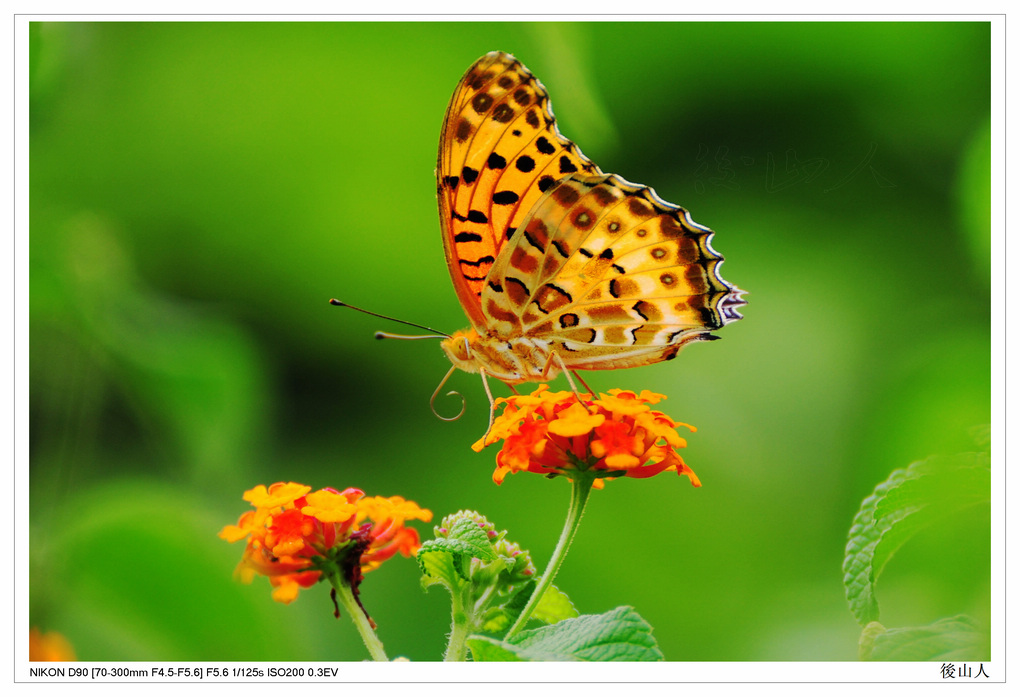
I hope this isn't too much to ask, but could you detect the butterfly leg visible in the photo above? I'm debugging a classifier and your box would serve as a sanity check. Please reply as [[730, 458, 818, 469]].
[[571, 370, 596, 397], [541, 350, 595, 411], [479, 367, 499, 442]]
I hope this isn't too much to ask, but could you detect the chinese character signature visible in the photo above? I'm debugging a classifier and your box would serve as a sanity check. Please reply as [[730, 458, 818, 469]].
[[691, 142, 895, 194], [942, 662, 990, 679]]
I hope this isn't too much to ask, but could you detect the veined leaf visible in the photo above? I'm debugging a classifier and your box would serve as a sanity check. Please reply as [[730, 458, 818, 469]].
[[468, 606, 663, 662], [843, 452, 990, 626], [859, 616, 989, 661], [532, 584, 579, 625]]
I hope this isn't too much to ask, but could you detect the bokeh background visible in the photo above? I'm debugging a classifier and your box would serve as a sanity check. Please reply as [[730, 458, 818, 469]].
[[29, 21, 992, 661]]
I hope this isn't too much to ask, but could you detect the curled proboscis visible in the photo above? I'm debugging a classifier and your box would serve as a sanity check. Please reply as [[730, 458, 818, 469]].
[[430, 365, 466, 421]]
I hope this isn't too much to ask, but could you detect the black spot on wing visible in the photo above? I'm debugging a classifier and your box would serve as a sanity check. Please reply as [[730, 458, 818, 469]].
[[536, 136, 556, 155], [516, 156, 536, 173], [460, 255, 495, 268]]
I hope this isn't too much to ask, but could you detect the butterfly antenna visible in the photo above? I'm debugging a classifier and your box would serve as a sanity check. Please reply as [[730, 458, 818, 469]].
[[430, 365, 466, 421], [329, 299, 451, 339]]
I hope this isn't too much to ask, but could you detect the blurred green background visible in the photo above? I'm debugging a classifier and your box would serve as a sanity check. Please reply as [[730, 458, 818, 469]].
[[29, 21, 991, 661]]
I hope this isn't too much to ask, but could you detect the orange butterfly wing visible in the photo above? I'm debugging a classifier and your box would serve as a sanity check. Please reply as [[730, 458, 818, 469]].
[[479, 172, 744, 369], [437, 51, 601, 332], [437, 52, 744, 381]]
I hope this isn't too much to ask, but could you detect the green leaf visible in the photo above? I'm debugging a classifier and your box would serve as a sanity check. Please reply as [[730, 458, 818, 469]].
[[468, 606, 663, 662], [532, 584, 579, 625], [418, 515, 501, 586], [843, 453, 990, 625], [418, 547, 462, 589], [448, 516, 501, 551], [859, 617, 989, 661], [480, 580, 536, 633], [431, 517, 499, 560], [465, 637, 523, 662], [481, 581, 574, 633], [480, 610, 512, 634]]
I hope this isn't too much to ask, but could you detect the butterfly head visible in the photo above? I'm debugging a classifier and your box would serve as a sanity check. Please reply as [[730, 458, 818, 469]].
[[440, 328, 480, 374]]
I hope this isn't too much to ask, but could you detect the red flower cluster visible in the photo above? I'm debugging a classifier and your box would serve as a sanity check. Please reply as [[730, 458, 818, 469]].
[[473, 386, 701, 487], [219, 482, 431, 603]]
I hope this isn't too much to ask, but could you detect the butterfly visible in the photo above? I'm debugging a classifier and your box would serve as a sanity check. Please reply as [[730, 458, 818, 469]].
[[433, 52, 744, 400]]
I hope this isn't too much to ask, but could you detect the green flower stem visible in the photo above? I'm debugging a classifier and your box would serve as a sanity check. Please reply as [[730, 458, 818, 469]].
[[329, 576, 389, 661], [443, 584, 476, 662], [504, 472, 595, 639]]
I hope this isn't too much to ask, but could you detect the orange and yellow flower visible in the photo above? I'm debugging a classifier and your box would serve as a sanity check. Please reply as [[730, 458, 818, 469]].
[[219, 482, 432, 604], [474, 386, 701, 488], [29, 628, 76, 662]]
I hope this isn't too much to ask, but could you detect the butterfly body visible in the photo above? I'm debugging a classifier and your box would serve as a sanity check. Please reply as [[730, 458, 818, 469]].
[[441, 329, 561, 384], [436, 52, 744, 389]]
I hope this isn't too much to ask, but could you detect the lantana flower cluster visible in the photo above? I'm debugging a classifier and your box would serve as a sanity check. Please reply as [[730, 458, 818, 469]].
[[219, 482, 432, 604], [29, 629, 76, 662], [474, 385, 701, 487]]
